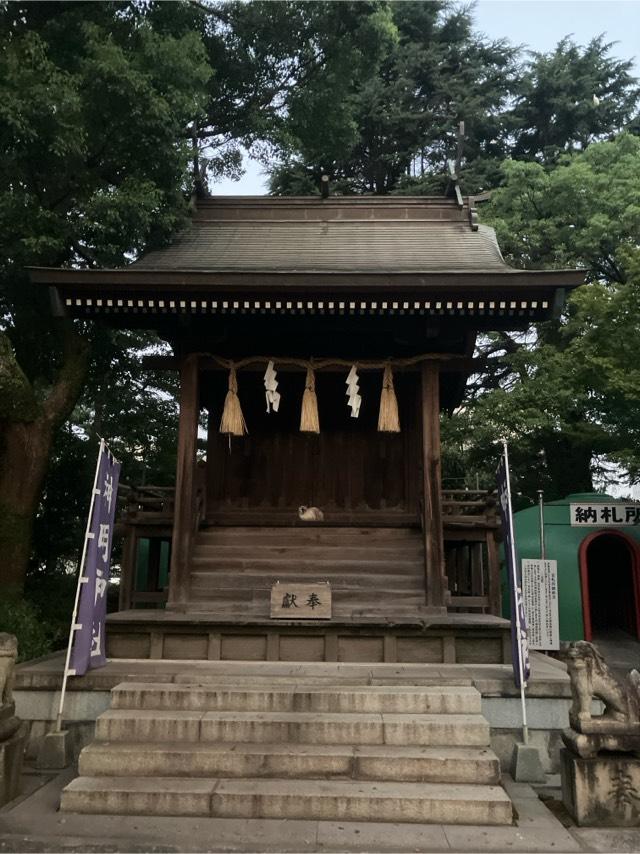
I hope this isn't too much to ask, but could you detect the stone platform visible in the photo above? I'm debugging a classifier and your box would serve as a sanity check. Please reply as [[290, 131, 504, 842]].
[[106, 609, 512, 665], [0, 767, 590, 853], [15, 654, 572, 776]]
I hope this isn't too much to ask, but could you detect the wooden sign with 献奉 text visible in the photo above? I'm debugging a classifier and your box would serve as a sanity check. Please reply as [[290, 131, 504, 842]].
[[270, 581, 331, 619]]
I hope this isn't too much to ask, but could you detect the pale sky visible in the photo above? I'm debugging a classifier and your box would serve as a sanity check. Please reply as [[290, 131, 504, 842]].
[[211, 0, 640, 195]]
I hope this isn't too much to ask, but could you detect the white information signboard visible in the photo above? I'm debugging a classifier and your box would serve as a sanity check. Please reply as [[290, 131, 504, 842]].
[[522, 559, 560, 650]]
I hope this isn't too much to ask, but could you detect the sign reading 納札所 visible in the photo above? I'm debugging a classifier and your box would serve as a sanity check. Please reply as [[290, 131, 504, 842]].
[[522, 559, 559, 651], [270, 582, 331, 619], [570, 503, 640, 527]]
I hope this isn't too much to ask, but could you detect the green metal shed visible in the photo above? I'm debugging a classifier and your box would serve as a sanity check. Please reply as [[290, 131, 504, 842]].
[[512, 493, 640, 642]]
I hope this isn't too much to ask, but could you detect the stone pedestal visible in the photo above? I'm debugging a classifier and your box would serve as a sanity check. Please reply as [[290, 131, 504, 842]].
[[0, 702, 27, 807], [37, 729, 71, 770], [511, 741, 546, 782], [561, 748, 640, 826], [563, 726, 640, 759]]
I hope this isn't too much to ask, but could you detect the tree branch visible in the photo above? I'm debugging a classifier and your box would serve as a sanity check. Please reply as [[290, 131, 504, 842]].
[[42, 322, 91, 428], [0, 331, 39, 422], [71, 241, 99, 268]]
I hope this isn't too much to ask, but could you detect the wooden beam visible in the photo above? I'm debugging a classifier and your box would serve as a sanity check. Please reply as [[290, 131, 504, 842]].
[[167, 353, 200, 607], [449, 595, 489, 609], [29, 265, 585, 291], [421, 362, 448, 609], [141, 354, 481, 374]]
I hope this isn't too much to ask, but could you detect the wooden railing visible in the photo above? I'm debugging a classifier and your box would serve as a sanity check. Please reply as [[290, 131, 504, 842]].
[[117, 481, 205, 611], [120, 485, 176, 522], [121, 486, 498, 525], [441, 490, 501, 616], [120, 478, 205, 525], [441, 489, 498, 527]]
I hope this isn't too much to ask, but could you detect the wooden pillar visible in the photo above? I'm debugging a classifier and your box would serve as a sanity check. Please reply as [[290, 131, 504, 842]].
[[421, 362, 447, 609], [486, 529, 502, 616], [119, 529, 138, 611], [167, 353, 200, 607]]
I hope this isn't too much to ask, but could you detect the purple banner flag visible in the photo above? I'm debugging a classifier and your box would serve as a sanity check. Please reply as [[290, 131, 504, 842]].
[[69, 441, 121, 676], [496, 443, 530, 689]]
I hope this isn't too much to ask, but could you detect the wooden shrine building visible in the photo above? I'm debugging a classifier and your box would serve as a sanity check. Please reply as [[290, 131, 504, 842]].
[[31, 193, 582, 665]]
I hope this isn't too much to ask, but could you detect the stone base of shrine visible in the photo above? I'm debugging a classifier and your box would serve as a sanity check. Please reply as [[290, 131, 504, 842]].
[[13, 652, 572, 774], [104, 610, 512, 665], [0, 709, 28, 807], [561, 748, 640, 826]]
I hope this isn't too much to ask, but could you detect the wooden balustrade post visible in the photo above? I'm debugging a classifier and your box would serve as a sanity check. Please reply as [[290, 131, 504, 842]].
[[421, 362, 448, 609], [167, 353, 200, 607]]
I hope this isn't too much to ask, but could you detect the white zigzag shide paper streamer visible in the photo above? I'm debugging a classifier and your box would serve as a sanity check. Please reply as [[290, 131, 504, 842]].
[[345, 364, 361, 418]]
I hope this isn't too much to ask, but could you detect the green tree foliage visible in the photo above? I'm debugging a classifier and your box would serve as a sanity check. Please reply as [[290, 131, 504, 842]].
[[269, 10, 639, 197], [511, 36, 639, 163], [444, 134, 640, 501], [270, 1, 519, 195], [0, 1, 211, 594], [3, 0, 640, 609], [0, 0, 397, 598], [0, 598, 52, 662], [31, 332, 179, 578], [152, 0, 397, 186]]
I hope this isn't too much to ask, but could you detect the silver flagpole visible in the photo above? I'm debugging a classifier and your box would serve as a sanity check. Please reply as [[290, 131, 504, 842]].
[[538, 489, 546, 561], [55, 438, 104, 732], [503, 440, 529, 745]]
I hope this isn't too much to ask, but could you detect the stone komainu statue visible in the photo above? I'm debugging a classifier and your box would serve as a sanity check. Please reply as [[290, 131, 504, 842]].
[[564, 640, 640, 731], [0, 633, 17, 707]]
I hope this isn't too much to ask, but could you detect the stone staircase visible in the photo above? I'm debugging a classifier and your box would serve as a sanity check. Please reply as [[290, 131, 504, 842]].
[[62, 679, 512, 825], [185, 526, 427, 617]]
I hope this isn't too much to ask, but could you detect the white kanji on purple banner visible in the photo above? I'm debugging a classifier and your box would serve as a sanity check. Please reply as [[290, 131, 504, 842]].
[[70, 444, 121, 675]]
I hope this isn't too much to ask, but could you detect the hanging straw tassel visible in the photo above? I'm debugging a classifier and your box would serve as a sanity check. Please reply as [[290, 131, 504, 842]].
[[378, 364, 400, 432], [219, 364, 247, 436], [300, 366, 320, 433]]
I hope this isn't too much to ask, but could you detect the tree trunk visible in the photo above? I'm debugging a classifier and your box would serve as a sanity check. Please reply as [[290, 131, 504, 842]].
[[0, 325, 90, 596], [0, 418, 56, 596]]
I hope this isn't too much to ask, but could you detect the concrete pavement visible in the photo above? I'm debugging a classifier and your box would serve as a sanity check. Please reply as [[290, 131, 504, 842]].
[[3, 764, 639, 853]]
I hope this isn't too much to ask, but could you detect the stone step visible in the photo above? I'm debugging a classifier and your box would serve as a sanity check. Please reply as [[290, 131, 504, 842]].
[[111, 683, 482, 714], [79, 741, 499, 784], [61, 776, 216, 817], [210, 778, 512, 824], [61, 776, 512, 824], [96, 710, 490, 746], [169, 673, 473, 687]]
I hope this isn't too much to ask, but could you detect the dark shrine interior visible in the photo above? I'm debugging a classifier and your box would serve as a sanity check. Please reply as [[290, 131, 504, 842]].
[[587, 534, 638, 638]]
